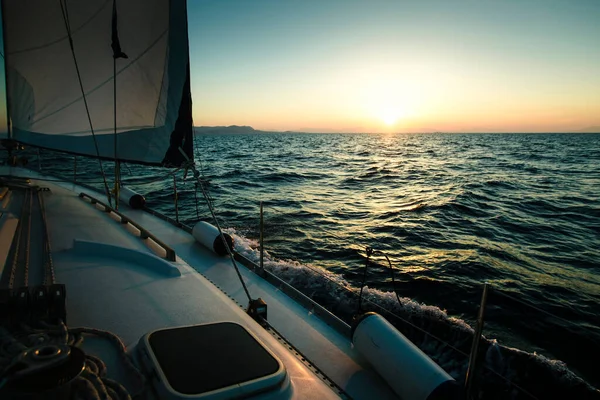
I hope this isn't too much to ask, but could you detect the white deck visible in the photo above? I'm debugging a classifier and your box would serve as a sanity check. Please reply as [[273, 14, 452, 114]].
[[0, 167, 397, 399]]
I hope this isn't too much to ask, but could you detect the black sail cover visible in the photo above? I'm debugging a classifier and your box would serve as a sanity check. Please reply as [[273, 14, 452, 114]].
[[2, 0, 193, 166]]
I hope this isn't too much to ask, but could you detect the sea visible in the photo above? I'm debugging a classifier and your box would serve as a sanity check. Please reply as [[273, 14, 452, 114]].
[[36, 132, 600, 397]]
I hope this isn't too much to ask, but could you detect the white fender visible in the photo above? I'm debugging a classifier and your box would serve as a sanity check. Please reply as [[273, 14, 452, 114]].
[[119, 186, 146, 209], [192, 221, 234, 256], [352, 313, 459, 400]]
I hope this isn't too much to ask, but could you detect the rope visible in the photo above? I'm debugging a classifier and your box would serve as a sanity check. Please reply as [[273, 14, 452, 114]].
[[68, 326, 145, 394], [58, 0, 112, 208], [0, 321, 145, 399]]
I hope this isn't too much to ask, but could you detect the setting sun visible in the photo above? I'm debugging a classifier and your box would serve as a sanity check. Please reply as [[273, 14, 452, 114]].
[[379, 107, 404, 126], [359, 75, 420, 130]]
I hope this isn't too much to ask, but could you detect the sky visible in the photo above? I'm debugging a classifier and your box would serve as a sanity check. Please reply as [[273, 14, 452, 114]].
[[188, 0, 600, 133], [1, 1, 599, 133]]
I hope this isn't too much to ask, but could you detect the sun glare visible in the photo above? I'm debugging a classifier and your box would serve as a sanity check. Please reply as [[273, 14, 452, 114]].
[[379, 108, 403, 126], [360, 76, 420, 130]]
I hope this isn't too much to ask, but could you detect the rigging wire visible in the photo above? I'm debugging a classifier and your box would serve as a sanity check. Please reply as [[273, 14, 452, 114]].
[[196, 172, 252, 303], [179, 148, 252, 303], [112, 0, 122, 210], [191, 127, 203, 219], [173, 174, 179, 223], [58, 0, 113, 207], [122, 162, 133, 176]]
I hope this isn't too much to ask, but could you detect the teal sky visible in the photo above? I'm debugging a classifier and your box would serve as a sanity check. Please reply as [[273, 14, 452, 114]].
[[1, 1, 600, 133], [188, 0, 600, 132]]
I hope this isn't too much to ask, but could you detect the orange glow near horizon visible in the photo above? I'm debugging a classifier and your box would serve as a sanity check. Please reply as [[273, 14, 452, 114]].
[[191, 55, 600, 133]]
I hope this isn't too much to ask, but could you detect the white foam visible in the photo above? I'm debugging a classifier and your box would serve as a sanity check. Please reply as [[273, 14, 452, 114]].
[[228, 227, 473, 332]]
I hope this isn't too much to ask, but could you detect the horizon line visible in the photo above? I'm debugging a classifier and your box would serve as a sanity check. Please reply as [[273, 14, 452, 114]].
[[193, 127, 600, 134]]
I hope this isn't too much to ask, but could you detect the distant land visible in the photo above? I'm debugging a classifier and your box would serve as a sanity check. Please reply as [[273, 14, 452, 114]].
[[194, 125, 261, 134], [576, 126, 600, 133]]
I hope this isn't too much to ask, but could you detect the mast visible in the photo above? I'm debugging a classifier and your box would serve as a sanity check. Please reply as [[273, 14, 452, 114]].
[[111, 0, 127, 209]]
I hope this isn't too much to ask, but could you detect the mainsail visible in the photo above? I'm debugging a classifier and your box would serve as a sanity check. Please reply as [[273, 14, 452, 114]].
[[2, 0, 193, 166]]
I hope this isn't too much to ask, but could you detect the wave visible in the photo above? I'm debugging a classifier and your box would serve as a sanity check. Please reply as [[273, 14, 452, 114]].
[[397, 201, 427, 212], [261, 171, 324, 182]]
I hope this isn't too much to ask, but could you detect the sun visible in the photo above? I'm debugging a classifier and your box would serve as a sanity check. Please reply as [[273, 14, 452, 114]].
[[379, 107, 404, 126]]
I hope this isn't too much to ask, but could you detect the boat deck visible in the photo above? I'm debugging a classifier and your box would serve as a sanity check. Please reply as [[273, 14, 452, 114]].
[[0, 167, 396, 399]]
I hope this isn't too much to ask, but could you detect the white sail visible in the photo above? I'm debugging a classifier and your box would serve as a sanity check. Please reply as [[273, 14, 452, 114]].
[[2, 0, 193, 166]]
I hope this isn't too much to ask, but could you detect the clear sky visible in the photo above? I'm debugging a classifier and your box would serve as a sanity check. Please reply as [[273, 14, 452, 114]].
[[1, 1, 599, 133], [188, 0, 600, 133]]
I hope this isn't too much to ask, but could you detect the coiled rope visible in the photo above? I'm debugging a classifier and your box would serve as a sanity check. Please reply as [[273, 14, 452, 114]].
[[0, 321, 145, 399]]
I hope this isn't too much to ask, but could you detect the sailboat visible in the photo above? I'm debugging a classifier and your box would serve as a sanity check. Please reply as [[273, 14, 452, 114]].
[[0, 1, 598, 399], [0, 1, 460, 399]]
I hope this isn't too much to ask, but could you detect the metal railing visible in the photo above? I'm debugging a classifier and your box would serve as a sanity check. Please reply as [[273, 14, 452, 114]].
[[78, 192, 176, 262], [465, 282, 489, 398], [251, 202, 599, 400]]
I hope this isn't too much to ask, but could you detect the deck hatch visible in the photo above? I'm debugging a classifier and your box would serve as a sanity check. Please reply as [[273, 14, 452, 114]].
[[140, 322, 286, 398]]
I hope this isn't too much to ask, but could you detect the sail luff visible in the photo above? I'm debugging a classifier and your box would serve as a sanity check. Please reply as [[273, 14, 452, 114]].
[[1, 0, 12, 139], [160, 0, 194, 167]]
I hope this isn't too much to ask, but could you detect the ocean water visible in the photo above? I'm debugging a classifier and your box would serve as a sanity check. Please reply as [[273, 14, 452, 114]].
[[35, 132, 600, 397]]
